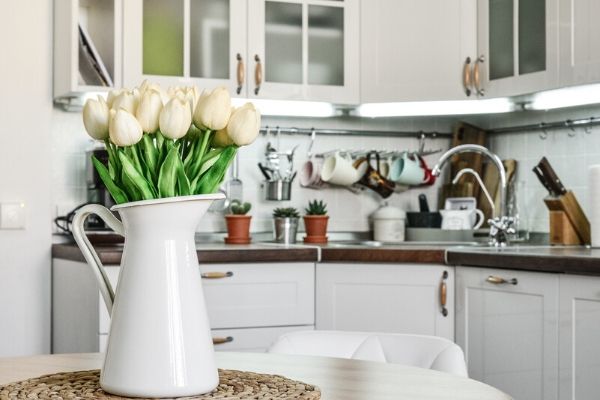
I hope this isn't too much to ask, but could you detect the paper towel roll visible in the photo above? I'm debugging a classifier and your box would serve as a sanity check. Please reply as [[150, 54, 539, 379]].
[[589, 165, 600, 247]]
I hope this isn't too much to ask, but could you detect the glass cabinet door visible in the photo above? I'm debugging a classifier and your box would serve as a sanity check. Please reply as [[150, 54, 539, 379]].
[[123, 0, 246, 95], [248, 0, 359, 103]]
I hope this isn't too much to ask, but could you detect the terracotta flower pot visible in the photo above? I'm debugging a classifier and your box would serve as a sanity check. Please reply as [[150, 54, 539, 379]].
[[303, 215, 329, 244], [225, 215, 252, 244]]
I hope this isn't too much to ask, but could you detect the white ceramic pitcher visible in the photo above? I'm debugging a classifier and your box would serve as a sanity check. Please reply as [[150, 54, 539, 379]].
[[72, 194, 225, 398]]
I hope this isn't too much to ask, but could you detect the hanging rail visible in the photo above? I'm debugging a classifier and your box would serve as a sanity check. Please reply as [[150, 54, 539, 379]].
[[489, 116, 600, 135], [259, 126, 452, 138]]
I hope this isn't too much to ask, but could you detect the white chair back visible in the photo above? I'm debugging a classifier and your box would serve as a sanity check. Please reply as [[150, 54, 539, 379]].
[[269, 330, 468, 377]]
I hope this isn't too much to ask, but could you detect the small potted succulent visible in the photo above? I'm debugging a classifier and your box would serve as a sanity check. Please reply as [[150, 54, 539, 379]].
[[303, 200, 329, 244], [224, 200, 252, 244], [273, 207, 300, 244]]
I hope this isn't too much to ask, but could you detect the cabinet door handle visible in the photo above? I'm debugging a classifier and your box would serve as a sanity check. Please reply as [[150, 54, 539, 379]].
[[201, 271, 234, 279], [472, 55, 485, 96], [212, 336, 234, 345], [462, 57, 472, 97], [254, 54, 263, 95], [486, 275, 518, 285], [440, 270, 448, 317], [236, 53, 245, 95]]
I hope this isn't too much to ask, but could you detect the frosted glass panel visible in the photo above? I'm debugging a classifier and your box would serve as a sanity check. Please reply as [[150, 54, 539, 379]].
[[308, 5, 344, 86], [190, 0, 229, 79], [143, 0, 184, 76], [265, 1, 302, 84], [519, 0, 545, 75], [489, 0, 514, 80]]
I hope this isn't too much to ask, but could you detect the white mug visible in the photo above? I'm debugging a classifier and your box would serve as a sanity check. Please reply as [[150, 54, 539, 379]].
[[389, 153, 426, 185], [321, 152, 360, 186], [440, 209, 485, 230]]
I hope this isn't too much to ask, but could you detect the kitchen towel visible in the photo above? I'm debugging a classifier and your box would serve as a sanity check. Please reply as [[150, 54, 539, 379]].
[[589, 165, 600, 247]]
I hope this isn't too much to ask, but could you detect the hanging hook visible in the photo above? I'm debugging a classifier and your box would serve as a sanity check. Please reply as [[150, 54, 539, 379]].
[[585, 117, 594, 134], [418, 131, 426, 155], [539, 122, 548, 140], [307, 128, 316, 158], [566, 119, 577, 137]]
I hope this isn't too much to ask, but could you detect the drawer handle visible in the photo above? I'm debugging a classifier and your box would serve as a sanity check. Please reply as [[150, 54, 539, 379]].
[[212, 336, 234, 345], [236, 53, 244, 95], [486, 275, 518, 285], [440, 270, 448, 317], [201, 271, 234, 279]]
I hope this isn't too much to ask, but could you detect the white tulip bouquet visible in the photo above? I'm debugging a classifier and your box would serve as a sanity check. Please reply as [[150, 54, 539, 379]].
[[82, 81, 260, 204]]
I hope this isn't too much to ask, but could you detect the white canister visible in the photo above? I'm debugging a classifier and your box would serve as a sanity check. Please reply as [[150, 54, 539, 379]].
[[372, 205, 407, 243]]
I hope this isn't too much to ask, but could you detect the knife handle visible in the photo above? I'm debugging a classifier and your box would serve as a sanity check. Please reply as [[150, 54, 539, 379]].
[[532, 166, 555, 196]]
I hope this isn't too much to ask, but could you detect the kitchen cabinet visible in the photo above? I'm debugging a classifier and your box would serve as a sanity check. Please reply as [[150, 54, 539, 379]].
[[316, 263, 454, 340], [476, 0, 559, 97], [360, 0, 478, 102], [54, 0, 123, 100], [122, 0, 358, 103], [246, 0, 359, 103], [558, 0, 600, 87], [455, 267, 559, 400], [52, 259, 315, 353], [122, 0, 248, 95], [558, 275, 600, 400]]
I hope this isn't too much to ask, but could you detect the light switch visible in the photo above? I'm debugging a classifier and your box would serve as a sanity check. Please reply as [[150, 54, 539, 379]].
[[1, 203, 26, 229]]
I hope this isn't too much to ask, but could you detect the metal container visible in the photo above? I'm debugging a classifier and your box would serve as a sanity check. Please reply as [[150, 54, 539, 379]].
[[273, 217, 299, 244], [265, 180, 292, 201]]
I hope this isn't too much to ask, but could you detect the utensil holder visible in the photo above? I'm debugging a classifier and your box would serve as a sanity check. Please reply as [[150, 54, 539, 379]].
[[544, 191, 591, 245], [273, 217, 299, 244], [265, 180, 292, 201]]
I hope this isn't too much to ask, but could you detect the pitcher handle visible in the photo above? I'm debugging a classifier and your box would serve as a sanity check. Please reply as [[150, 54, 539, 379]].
[[473, 209, 485, 230], [72, 204, 125, 313]]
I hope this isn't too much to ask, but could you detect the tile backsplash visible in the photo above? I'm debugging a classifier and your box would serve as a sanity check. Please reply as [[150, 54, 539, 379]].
[[52, 109, 453, 234]]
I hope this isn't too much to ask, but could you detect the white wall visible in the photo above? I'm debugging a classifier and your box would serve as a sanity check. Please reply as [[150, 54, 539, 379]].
[[480, 105, 600, 233], [0, 2, 52, 355]]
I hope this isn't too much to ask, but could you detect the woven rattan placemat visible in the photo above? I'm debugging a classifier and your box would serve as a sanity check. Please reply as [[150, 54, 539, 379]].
[[0, 369, 321, 399]]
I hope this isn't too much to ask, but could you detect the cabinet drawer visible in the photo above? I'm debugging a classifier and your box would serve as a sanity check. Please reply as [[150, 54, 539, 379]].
[[211, 326, 314, 353], [201, 263, 315, 329]]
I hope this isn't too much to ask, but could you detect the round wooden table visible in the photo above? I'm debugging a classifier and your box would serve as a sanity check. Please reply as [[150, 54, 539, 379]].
[[0, 352, 511, 400]]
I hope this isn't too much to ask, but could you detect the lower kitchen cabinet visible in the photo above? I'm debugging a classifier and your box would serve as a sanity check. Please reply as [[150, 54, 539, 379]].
[[52, 259, 315, 353], [316, 263, 454, 340], [455, 267, 559, 400], [559, 275, 600, 400]]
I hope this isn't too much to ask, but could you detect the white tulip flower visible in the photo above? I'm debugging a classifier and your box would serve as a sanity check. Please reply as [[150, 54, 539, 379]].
[[110, 91, 138, 114], [109, 108, 143, 146], [225, 102, 261, 146], [212, 128, 234, 148], [106, 88, 126, 109], [193, 87, 231, 130], [82, 96, 110, 140], [159, 98, 192, 140], [136, 89, 163, 133]]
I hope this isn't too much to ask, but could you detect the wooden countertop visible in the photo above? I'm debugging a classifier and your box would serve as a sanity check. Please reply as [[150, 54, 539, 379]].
[[0, 352, 510, 400]]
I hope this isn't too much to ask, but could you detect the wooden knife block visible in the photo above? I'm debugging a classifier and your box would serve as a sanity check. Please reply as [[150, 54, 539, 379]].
[[544, 191, 591, 245]]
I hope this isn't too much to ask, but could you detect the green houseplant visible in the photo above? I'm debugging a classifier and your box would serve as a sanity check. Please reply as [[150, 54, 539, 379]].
[[224, 200, 252, 244], [272, 207, 300, 244], [303, 199, 329, 244]]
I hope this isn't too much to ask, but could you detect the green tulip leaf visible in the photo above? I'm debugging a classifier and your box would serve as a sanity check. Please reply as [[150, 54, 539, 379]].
[[118, 152, 156, 200], [141, 134, 158, 182], [91, 156, 129, 204], [196, 146, 237, 194], [158, 145, 181, 198]]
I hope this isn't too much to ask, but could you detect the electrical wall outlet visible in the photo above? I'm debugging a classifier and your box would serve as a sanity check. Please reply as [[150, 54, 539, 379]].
[[0, 203, 26, 230]]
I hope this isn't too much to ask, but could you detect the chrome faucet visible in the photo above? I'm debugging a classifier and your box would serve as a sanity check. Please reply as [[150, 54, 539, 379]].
[[432, 144, 514, 247]]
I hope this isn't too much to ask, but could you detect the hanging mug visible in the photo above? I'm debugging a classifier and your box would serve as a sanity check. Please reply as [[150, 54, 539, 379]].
[[354, 152, 396, 198]]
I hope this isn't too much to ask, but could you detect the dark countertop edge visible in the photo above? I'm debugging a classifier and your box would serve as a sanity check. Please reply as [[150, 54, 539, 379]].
[[320, 248, 446, 264], [52, 244, 320, 265], [446, 251, 600, 276]]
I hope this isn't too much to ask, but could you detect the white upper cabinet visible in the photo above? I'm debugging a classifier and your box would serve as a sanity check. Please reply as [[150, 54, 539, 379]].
[[558, 0, 600, 87], [476, 0, 559, 97], [122, 0, 247, 96], [455, 267, 559, 400], [360, 0, 478, 102], [558, 275, 600, 400], [247, 0, 359, 104], [54, 0, 123, 99]]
